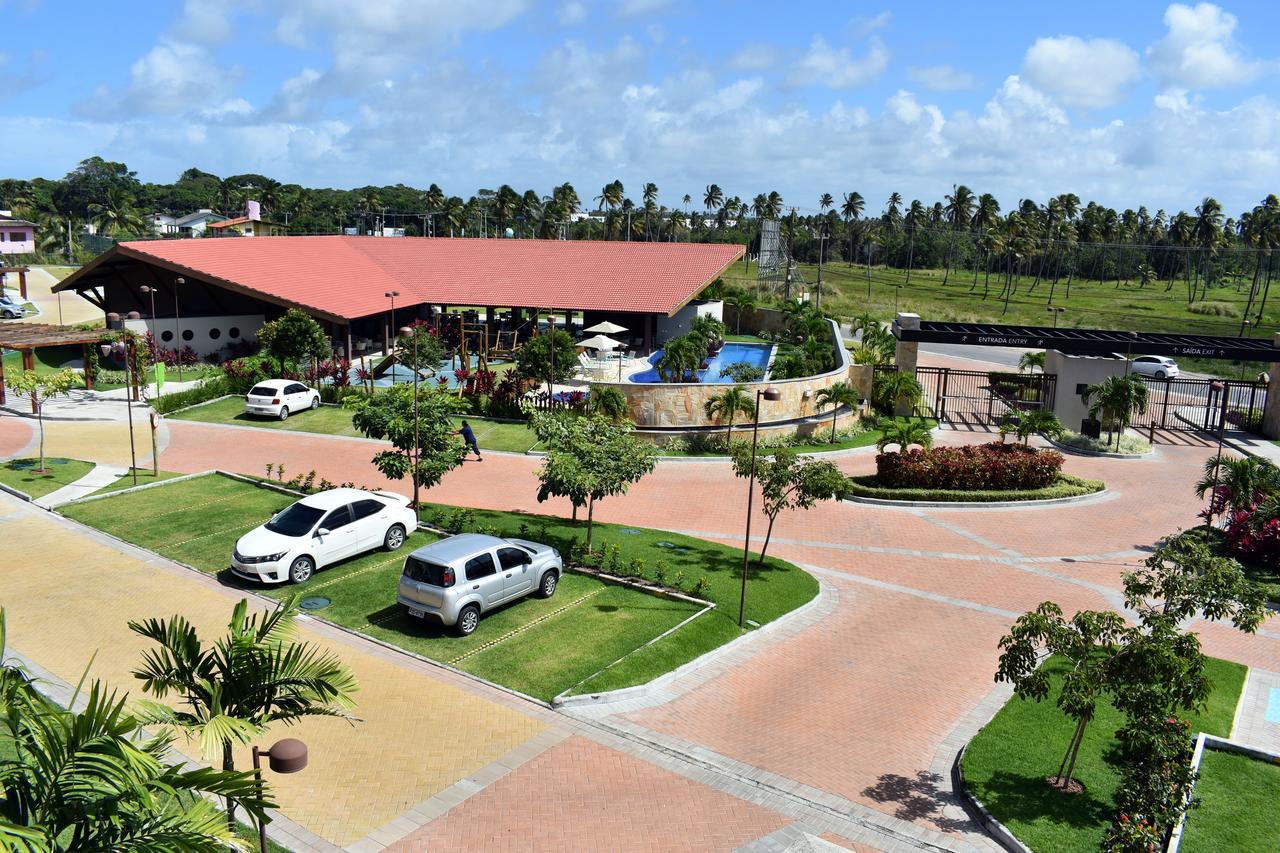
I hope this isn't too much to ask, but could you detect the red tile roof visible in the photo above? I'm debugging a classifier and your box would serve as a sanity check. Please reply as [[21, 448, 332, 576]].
[[205, 217, 251, 229], [98, 236, 744, 321]]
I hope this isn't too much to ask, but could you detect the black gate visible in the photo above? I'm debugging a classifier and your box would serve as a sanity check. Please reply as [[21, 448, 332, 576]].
[[915, 367, 1056, 426], [1130, 377, 1268, 434]]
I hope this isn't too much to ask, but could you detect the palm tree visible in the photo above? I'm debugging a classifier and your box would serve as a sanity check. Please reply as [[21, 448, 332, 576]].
[[129, 595, 359, 831], [818, 192, 834, 213], [656, 334, 701, 381], [703, 184, 724, 227], [595, 180, 623, 214], [1018, 351, 1046, 373], [0, 611, 269, 850], [1083, 375, 1149, 450], [642, 182, 659, 239], [703, 385, 757, 445], [876, 419, 934, 452], [942, 184, 976, 285], [815, 382, 861, 442], [88, 186, 146, 237], [442, 196, 466, 237], [873, 371, 924, 416], [1003, 409, 1065, 445], [841, 192, 865, 267], [731, 290, 757, 334], [1195, 455, 1280, 513], [589, 385, 629, 422]]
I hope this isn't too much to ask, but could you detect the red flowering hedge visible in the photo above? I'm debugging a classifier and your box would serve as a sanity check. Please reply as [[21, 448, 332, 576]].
[[875, 442, 1064, 491], [1223, 509, 1280, 565]]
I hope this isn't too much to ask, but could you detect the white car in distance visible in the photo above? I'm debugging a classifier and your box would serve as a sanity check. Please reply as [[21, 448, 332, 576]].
[[245, 379, 320, 420], [1127, 355, 1180, 379], [232, 488, 417, 584]]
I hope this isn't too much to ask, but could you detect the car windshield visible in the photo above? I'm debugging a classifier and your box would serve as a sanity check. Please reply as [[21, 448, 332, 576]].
[[264, 502, 325, 536], [403, 557, 454, 587], [248, 385, 277, 397]]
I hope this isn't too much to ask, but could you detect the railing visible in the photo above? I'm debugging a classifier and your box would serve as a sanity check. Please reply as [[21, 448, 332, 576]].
[[915, 366, 1056, 425], [1131, 376, 1268, 434]]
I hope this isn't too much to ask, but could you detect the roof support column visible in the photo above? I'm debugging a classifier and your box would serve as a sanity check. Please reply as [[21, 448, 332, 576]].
[[0, 345, 5, 405], [22, 350, 35, 413], [18, 269, 26, 300], [1264, 332, 1280, 440], [893, 313, 921, 416], [82, 343, 94, 390]]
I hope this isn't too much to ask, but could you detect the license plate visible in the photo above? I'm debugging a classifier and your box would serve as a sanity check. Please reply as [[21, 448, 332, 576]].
[[408, 607, 424, 619]]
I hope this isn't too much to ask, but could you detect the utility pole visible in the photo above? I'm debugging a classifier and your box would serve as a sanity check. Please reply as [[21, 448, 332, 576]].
[[816, 230, 826, 311]]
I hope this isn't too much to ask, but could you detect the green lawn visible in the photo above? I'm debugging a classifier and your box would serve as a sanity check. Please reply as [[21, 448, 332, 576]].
[[61, 474, 817, 702], [0, 457, 95, 498], [90, 468, 187, 496], [166, 397, 540, 452], [1179, 748, 1280, 852], [961, 655, 1246, 853]]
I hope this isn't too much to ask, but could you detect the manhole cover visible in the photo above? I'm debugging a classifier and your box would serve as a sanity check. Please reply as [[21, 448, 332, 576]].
[[655, 541, 689, 551], [299, 596, 331, 611]]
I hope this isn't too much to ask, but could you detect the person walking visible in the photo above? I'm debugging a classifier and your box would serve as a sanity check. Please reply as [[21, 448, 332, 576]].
[[457, 420, 483, 461]]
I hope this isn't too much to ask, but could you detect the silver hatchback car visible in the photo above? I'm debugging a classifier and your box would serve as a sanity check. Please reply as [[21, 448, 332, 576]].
[[397, 533, 563, 635]]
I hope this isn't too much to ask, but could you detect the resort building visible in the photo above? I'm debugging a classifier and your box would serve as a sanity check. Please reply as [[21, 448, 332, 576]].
[[0, 212, 36, 255]]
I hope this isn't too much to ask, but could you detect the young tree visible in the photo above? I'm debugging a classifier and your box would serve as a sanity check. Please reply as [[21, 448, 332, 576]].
[[257, 308, 329, 376], [999, 409, 1065, 446], [514, 328, 577, 389], [347, 384, 466, 508], [1017, 351, 1046, 373], [395, 321, 447, 377], [815, 382, 861, 442], [871, 370, 923, 416], [128, 596, 358, 833], [1083, 375, 1149, 451], [532, 412, 657, 550], [703, 385, 756, 445], [9, 368, 77, 473], [730, 447, 849, 569]]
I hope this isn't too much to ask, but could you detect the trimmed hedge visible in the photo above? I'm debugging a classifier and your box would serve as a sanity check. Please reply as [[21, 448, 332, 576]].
[[150, 377, 232, 414], [876, 442, 1064, 490], [847, 473, 1105, 503]]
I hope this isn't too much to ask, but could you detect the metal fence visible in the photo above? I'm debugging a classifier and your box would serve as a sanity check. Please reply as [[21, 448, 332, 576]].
[[914, 366, 1056, 426], [1130, 376, 1268, 434]]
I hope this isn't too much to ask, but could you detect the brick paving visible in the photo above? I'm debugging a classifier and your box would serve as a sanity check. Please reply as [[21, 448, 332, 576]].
[[0, 378, 1274, 850]]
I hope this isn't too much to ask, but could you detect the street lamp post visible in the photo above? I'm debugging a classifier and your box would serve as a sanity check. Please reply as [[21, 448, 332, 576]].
[[1046, 306, 1065, 328], [739, 385, 782, 629], [101, 340, 138, 487], [384, 291, 400, 356], [173, 277, 185, 383], [139, 285, 158, 343], [1122, 330, 1138, 379], [1207, 381, 1227, 523], [251, 738, 308, 853], [894, 285, 902, 315], [399, 325, 421, 518]]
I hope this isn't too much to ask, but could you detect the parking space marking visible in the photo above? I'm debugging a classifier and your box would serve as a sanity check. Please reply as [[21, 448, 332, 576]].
[[161, 521, 259, 550], [306, 553, 406, 592], [118, 491, 249, 521], [447, 588, 604, 666]]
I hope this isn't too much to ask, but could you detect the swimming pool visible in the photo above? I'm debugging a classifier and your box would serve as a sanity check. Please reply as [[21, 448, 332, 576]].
[[628, 342, 774, 384], [346, 355, 510, 388]]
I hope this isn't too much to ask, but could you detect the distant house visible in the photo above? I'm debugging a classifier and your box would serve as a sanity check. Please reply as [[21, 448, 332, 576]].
[[206, 200, 287, 238], [149, 209, 229, 236], [0, 211, 35, 254], [149, 213, 179, 235]]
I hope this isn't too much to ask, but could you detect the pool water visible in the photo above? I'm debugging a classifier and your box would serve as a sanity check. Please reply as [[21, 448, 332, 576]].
[[628, 342, 774, 384], [346, 355, 509, 389]]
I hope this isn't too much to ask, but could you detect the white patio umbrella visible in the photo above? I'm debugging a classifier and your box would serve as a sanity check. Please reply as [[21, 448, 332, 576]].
[[577, 334, 623, 352], [585, 321, 629, 335]]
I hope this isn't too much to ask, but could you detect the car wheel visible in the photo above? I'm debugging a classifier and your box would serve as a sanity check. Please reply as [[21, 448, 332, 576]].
[[1154, 370, 1166, 379], [538, 571, 558, 599], [384, 523, 406, 551], [311, 395, 320, 410], [288, 555, 315, 584], [278, 406, 290, 421], [1, 311, 13, 319], [456, 605, 480, 636]]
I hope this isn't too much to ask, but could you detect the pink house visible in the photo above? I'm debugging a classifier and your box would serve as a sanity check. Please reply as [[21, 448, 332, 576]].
[[0, 212, 35, 255]]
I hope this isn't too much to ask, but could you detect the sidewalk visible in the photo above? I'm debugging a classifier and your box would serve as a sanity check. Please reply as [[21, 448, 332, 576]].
[[36, 462, 126, 507], [1224, 431, 1280, 465], [1232, 668, 1280, 753]]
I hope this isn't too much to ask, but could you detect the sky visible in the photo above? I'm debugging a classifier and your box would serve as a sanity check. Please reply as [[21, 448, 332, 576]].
[[2, 0, 1279, 216]]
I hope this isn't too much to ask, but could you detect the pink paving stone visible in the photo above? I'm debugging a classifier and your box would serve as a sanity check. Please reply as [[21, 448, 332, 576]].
[[387, 736, 790, 853], [625, 581, 1010, 834], [0, 415, 34, 460]]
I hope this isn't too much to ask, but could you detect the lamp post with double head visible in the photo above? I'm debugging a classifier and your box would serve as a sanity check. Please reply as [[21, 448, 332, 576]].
[[399, 325, 421, 518], [1047, 306, 1065, 328], [101, 340, 138, 487], [251, 738, 308, 853], [173, 277, 185, 383], [384, 290, 400, 357], [740, 385, 782, 628]]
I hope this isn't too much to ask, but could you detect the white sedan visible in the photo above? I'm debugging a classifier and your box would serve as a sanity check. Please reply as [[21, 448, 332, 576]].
[[1128, 355, 1180, 379], [231, 488, 417, 584], [244, 379, 320, 420]]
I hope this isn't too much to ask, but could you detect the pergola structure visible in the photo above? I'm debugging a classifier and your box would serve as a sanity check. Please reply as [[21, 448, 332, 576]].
[[0, 266, 30, 300], [0, 323, 114, 410]]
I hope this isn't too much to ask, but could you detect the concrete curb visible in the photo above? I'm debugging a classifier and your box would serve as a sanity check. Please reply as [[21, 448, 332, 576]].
[[1167, 732, 1280, 853], [1045, 435, 1153, 459], [952, 744, 1034, 853], [844, 486, 1110, 509], [0, 481, 33, 502]]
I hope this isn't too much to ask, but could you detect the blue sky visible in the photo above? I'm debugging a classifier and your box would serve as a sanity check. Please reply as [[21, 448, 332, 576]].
[[3, 1, 1279, 215]]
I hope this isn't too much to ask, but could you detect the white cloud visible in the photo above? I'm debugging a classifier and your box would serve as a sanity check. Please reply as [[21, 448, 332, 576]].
[[790, 35, 889, 89], [728, 43, 778, 72], [1021, 35, 1140, 108], [907, 65, 976, 92], [616, 0, 672, 16], [78, 39, 242, 117], [170, 0, 234, 45], [1147, 2, 1273, 89], [853, 11, 891, 38], [558, 1, 586, 25]]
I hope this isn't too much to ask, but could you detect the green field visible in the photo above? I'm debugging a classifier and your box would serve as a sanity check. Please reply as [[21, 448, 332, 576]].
[[961, 655, 1246, 853], [89, 468, 186, 496], [166, 397, 540, 452], [0, 457, 95, 499], [61, 474, 817, 701], [721, 260, 1277, 377], [1179, 748, 1280, 852]]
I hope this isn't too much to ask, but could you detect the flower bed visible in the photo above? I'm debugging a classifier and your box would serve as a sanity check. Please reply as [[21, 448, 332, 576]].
[[847, 473, 1104, 503], [876, 442, 1064, 491]]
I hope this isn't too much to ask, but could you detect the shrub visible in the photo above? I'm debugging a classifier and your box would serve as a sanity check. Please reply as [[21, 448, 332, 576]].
[[847, 473, 1104, 503], [1188, 301, 1239, 317], [720, 361, 766, 383], [1057, 430, 1152, 455], [875, 442, 1064, 491], [150, 376, 232, 414], [1222, 508, 1280, 564], [1225, 408, 1264, 434]]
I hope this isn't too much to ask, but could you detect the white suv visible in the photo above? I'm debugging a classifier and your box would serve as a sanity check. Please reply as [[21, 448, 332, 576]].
[[245, 379, 320, 420], [232, 488, 418, 584]]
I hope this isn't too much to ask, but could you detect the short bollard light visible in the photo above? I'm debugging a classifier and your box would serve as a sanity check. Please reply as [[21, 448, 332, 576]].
[[252, 738, 309, 852]]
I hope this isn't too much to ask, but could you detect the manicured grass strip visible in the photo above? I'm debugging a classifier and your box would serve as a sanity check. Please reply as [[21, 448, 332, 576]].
[[847, 473, 1105, 503], [656, 417, 938, 458], [1178, 748, 1280, 852], [0, 458, 96, 499], [961, 655, 1246, 853], [89, 469, 185, 496], [166, 396, 540, 452]]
